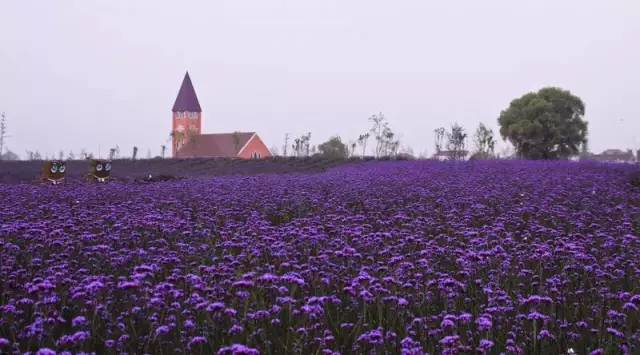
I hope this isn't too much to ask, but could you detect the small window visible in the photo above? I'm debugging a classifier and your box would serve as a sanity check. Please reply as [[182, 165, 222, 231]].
[[252, 152, 261, 159]]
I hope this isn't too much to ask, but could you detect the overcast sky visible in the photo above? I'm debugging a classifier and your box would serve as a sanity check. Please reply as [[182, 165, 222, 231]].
[[1, 0, 639, 159]]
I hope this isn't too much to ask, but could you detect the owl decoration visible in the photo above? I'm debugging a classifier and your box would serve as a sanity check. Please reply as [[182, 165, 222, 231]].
[[87, 159, 112, 183], [41, 160, 66, 185]]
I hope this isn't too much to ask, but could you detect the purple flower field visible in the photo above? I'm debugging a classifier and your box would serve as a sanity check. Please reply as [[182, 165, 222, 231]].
[[1, 160, 639, 354]]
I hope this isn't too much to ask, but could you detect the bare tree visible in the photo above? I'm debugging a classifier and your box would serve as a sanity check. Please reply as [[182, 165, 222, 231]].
[[472, 123, 496, 159], [171, 130, 185, 152], [292, 137, 301, 157], [434, 127, 446, 154], [109, 145, 120, 160], [292, 132, 312, 157], [357, 133, 370, 158], [369, 113, 387, 158], [283, 133, 289, 157], [446, 123, 468, 160], [368, 113, 400, 158], [348, 140, 357, 157], [303, 132, 311, 156], [0, 112, 7, 159]]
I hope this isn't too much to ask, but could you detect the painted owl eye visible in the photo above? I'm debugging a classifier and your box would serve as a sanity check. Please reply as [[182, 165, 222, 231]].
[[50, 165, 58, 173], [96, 164, 103, 172], [105, 163, 112, 172], [59, 165, 66, 173]]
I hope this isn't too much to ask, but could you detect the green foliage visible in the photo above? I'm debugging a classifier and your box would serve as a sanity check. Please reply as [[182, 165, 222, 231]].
[[317, 136, 348, 159], [498, 87, 587, 159]]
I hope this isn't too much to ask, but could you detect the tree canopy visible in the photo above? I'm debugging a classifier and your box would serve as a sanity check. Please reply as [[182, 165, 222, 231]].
[[498, 87, 587, 159], [317, 136, 348, 159]]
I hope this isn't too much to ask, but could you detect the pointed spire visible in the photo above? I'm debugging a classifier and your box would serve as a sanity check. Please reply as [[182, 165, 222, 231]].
[[172, 71, 202, 112]]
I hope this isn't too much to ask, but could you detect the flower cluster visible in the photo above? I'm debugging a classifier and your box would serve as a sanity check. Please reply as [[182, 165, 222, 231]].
[[1, 160, 639, 354]]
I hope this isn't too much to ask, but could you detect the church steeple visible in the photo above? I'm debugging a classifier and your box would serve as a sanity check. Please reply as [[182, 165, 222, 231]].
[[172, 71, 202, 112], [172, 71, 202, 158]]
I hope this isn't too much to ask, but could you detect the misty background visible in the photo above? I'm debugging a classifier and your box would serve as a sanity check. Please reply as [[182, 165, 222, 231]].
[[1, 0, 639, 159]]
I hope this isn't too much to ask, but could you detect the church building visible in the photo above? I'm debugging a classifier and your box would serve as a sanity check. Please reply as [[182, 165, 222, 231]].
[[171, 72, 272, 159]]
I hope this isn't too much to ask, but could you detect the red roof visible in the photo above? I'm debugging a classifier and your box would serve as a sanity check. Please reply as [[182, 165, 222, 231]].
[[176, 132, 256, 158], [172, 72, 202, 112]]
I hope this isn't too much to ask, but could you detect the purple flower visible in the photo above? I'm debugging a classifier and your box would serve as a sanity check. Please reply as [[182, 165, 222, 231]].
[[72, 316, 87, 327], [538, 329, 555, 340], [357, 328, 384, 345], [476, 316, 492, 331], [117, 280, 140, 289], [207, 302, 226, 313], [155, 325, 171, 337], [527, 312, 547, 321], [477, 339, 494, 352], [607, 327, 624, 338], [36, 349, 56, 355], [188, 336, 207, 348], [440, 318, 455, 329], [217, 344, 259, 355], [439, 335, 460, 347], [229, 324, 244, 335]]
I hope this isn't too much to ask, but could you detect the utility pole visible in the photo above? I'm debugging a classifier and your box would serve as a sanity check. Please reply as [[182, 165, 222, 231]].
[[283, 133, 289, 157], [0, 112, 7, 159]]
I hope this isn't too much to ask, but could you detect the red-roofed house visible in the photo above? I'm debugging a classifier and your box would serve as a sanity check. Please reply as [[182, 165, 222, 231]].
[[171, 72, 272, 159]]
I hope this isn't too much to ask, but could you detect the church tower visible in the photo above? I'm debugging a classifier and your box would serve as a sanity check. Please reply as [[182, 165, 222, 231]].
[[172, 71, 202, 158]]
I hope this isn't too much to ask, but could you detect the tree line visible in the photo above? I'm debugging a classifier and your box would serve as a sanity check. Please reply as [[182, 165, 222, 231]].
[[3, 86, 590, 161], [281, 86, 589, 161]]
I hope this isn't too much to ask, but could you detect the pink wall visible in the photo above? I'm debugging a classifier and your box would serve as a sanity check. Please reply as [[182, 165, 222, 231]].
[[238, 135, 272, 159]]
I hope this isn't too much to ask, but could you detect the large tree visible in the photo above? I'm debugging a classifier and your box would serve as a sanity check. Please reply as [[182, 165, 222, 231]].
[[498, 87, 587, 159], [317, 136, 348, 159]]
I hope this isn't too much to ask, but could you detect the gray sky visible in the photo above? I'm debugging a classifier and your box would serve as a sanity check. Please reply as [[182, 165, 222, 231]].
[[1, 0, 639, 159]]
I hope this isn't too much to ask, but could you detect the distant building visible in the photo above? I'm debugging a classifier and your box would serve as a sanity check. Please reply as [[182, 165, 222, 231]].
[[171, 72, 271, 159], [583, 149, 636, 163], [176, 132, 270, 159]]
